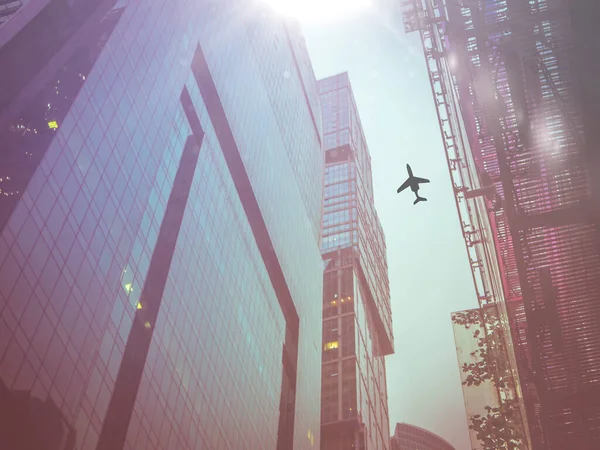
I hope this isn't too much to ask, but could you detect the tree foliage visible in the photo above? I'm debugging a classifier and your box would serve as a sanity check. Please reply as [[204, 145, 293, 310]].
[[469, 401, 523, 450], [451, 309, 481, 329], [451, 309, 511, 389], [452, 309, 524, 449]]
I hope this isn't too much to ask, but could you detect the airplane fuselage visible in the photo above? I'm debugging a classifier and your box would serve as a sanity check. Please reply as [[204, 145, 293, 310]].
[[407, 165, 419, 194], [397, 163, 430, 205]]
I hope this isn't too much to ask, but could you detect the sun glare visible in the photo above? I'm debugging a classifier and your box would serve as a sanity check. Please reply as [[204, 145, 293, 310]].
[[261, 0, 372, 23]]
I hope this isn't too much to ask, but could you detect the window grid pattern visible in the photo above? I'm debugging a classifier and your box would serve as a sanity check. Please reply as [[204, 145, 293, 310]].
[[319, 77, 392, 353], [0, 0, 324, 449], [318, 72, 392, 450]]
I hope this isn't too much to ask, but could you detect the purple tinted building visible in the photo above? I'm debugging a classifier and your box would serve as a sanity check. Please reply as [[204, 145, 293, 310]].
[[0, 0, 325, 449], [403, 0, 600, 449], [0, 0, 23, 26]]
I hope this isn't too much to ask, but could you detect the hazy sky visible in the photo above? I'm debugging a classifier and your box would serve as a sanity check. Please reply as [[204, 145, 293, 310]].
[[300, 8, 479, 450]]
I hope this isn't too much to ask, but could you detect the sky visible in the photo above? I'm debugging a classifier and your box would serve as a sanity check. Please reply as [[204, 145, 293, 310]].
[[297, 5, 480, 450]]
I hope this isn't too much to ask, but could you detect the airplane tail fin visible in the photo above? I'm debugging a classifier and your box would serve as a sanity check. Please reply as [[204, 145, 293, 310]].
[[414, 196, 427, 205]]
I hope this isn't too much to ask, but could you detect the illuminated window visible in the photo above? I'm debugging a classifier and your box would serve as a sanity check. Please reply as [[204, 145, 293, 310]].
[[330, 293, 338, 306], [307, 429, 315, 446], [121, 266, 135, 297], [324, 341, 339, 350], [48, 120, 58, 129]]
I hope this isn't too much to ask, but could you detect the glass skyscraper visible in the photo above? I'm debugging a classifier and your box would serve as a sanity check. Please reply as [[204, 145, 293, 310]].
[[390, 422, 455, 450], [0, 1, 324, 449], [318, 72, 393, 450]]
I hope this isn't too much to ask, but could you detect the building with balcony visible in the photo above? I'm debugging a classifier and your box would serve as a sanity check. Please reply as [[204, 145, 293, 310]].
[[0, 0, 23, 26], [403, 0, 600, 449]]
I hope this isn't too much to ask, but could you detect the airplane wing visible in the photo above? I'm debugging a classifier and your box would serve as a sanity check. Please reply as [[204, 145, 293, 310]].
[[413, 177, 430, 184], [397, 178, 411, 193]]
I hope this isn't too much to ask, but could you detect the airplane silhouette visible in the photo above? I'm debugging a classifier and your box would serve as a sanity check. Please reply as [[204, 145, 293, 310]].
[[397, 164, 430, 205]]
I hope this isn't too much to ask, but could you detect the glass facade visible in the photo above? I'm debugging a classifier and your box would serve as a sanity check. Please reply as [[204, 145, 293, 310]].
[[390, 423, 455, 450], [0, 1, 324, 449], [318, 72, 393, 450]]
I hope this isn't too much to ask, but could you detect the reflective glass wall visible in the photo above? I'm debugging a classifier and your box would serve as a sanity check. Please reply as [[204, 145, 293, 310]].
[[0, 0, 324, 449]]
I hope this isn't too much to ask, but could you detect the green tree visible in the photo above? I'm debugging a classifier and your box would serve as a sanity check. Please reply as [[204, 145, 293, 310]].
[[451, 309, 511, 389], [469, 401, 523, 450], [452, 309, 524, 449]]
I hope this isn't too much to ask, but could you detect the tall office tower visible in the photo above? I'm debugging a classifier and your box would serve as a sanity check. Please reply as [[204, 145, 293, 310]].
[[318, 72, 394, 450], [390, 423, 455, 450], [0, 1, 324, 449], [403, 1, 600, 449]]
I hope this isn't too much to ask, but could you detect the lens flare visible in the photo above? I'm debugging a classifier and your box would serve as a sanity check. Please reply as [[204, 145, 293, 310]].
[[261, 0, 372, 23]]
